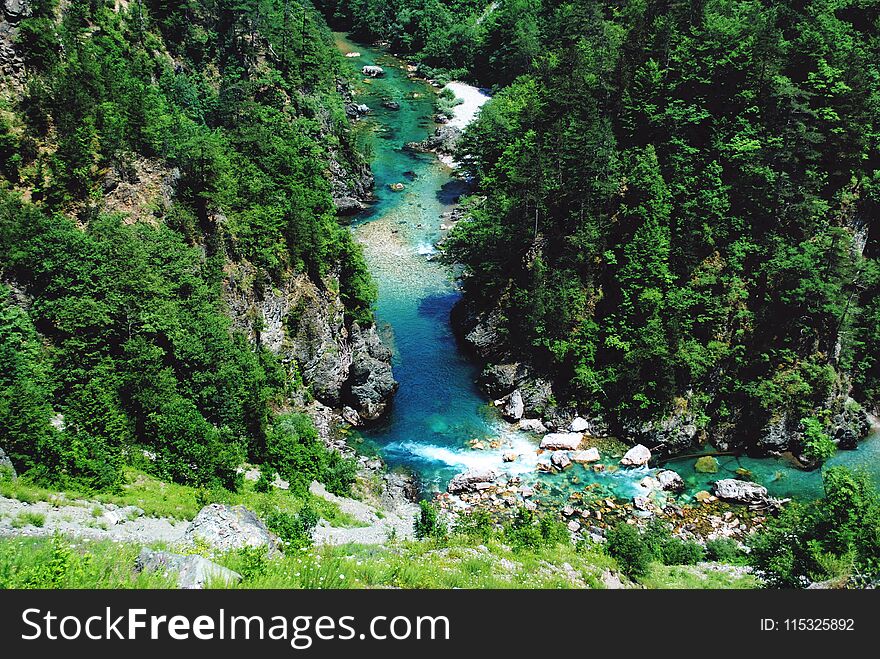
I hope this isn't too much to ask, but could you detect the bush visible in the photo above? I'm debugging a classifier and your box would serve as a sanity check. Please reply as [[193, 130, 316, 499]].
[[606, 522, 652, 578], [414, 500, 445, 540], [706, 537, 743, 563], [453, 508, 495, 541], [11, 511, 46, 528], [266, 506, 319, 551], [503, 508, 570, 552], [254, 470, 273, 493]]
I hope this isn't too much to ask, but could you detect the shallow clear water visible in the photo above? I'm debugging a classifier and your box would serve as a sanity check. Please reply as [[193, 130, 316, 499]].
[[335, 34, 880, 502]]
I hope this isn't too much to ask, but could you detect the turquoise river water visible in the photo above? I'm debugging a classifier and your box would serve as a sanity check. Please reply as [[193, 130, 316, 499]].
[[335, 34, 880, 504]]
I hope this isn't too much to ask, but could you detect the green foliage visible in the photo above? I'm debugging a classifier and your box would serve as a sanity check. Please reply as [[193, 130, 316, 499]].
[[0, 0, 379, 493], [414, 500, 446, 540], [503, 508, 569, 552], [800, 416, 836, 466], [705, 537, 744, 564], [11, 511, 46, 529], [443, 0, 880, 441], [607, 519, 704, 579], [605, 522, 652, 579], [749, 467, 880, 588], [266, 505, 319, 551], [254, 470, 273, 494]]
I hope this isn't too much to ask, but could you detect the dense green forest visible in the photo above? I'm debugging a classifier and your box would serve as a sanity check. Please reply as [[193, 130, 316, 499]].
[[0, 0, 374, 492], [422, 0, 880, 458]]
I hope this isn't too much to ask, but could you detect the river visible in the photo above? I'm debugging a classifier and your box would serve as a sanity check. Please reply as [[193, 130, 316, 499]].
[[333, 34, 880, 505]]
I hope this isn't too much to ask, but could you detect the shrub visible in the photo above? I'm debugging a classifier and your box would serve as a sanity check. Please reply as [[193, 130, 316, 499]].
[[453, 508, 495, 541], [254, 470, 273, 493], [706, 537, 743, 563], [266, 506, 319, 551], [414, 500, 445, 540], [12, 511, 46, 528], [606, 522, 652, 578]]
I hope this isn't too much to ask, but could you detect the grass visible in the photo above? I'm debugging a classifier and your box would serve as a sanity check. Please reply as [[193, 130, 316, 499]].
[[0, 530, 762, 590], [0, 468, 363, 528], [10, 511, 45, 529], [640, 563, 758, 589]]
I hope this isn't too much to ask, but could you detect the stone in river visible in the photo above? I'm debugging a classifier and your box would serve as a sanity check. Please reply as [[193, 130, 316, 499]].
[[656, 469, 685, 492], [518, 418, 547, 433], [551, 451, 572, 470], [570, 448, 600, 464], [502, 390, 525, 420], [620, 444, 651, 467], [539, 433, 584, 451], [694, 456, 719, 473], [712, 479, 769, 505]]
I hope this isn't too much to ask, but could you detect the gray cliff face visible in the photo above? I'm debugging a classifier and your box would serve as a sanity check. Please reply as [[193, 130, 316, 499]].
[[332, 79, 375, 216], [223, 263, 396, 426]]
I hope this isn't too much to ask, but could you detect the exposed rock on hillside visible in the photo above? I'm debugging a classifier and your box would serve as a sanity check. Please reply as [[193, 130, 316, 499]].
[[135, 548, 242, 589], [184, 504, 281, 555], [223, 265, 396, 426]]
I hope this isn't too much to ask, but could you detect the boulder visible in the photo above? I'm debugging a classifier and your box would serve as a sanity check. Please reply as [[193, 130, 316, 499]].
[[344, 322, 399, 422], [620, 444, 651, 467], [334, 196, 366, 215], [184, 504, 281, 555], [694, 490, 713, 503], [831, 398, 871, 449], [478, 362, 529, 397], [447, 469, 498, 494], [551, 451, 572, 471], [633, 496, 652, 512], [539, 433, 583, 451], [0, 446, 16, 480], [694, 456, 719, 473], [570, 448, 600, 464], [362, 65, 385, 77], [656, 469, 685, 493], [2, 0, 30, 21], [712, 479, 769, 505], [569, 417, 590, 433], [502, 452, 518, 463], [502, 390, 525, 421], [518, 418, 547, 433], [135, 549, 242, 589], [381, 100, 401, 110], [567, 520, 582, 533]]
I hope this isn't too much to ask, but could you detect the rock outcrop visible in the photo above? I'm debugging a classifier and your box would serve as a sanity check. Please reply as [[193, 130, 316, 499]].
[[343, 322, 399, 423], [447, 469, 498, 494], [223, 266, 396, 426], [404, 125, 462, 155], [184, 504, 281, 555], [135, 548, 242, 589]]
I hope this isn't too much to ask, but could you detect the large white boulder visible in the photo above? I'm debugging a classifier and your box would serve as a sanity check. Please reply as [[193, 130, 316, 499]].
[[570, 448, 601, 464], [620, 444, 651, 467], [539, 433, 584, 451], [712, 479, 769, 505]]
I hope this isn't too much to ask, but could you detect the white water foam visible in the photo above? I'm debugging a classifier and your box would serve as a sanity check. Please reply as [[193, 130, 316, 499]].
[[386, 426, 542, 478], [416, 242, 438, 256]]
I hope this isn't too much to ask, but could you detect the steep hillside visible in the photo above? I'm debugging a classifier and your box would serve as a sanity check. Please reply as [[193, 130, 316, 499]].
[[0, 0, 396, 492], [441, 0, 880, 464]]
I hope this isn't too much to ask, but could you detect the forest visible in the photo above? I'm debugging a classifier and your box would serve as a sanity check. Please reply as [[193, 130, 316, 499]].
[[420, 0, 880, 459], [0, 0, 373, 492]]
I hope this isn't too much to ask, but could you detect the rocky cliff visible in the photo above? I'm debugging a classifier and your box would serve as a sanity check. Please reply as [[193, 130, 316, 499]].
[[223, 262, 396, 427]]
